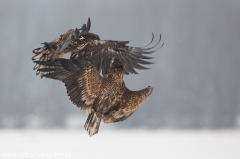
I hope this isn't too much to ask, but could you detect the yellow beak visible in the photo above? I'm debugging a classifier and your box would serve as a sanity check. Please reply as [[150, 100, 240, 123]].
[[59, 52, 65, 58]]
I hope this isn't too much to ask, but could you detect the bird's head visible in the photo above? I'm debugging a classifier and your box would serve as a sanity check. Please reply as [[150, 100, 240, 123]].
[[147, 86, 153, 96]]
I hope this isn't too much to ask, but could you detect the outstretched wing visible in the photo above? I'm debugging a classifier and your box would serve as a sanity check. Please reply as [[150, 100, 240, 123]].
[[103, 86, 153, 123], [71, 33, 164, 75], [35, 59, 103, 110], [32, 18, 91, 77]]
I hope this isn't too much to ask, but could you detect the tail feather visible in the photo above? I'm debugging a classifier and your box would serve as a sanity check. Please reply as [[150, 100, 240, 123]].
[[84, 112, 102, 136]]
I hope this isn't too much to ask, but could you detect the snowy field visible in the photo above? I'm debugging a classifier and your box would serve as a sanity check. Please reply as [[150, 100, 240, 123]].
[[0, 129, 239, 159]]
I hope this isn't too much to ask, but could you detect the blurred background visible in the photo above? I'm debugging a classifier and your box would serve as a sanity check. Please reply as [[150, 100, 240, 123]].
[[0, 0, 240, 158], [1, 0, 239, 130]]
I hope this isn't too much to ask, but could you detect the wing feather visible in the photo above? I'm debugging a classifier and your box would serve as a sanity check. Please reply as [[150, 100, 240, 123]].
[[73, 34, 163, 75], [75, 61, 103, 105], [35, 59, 103, 109], [32, 18, 91, 77]]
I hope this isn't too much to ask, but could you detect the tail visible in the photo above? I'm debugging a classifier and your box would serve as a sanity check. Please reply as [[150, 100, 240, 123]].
[[84, 112, 102, 136]]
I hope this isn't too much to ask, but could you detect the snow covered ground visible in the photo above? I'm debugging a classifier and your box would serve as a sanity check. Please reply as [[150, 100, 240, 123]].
[[0, 129, 239, 159]]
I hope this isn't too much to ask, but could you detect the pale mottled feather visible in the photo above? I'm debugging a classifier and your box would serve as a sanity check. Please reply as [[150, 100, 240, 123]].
[[35, 59, 153, 136]]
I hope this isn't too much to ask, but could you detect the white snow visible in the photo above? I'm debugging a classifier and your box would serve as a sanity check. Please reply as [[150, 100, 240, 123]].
[[0, 129, 239, 159]]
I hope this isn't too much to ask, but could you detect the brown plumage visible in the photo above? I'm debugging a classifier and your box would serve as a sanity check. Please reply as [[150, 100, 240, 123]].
[[35, 58, 153, 136], [32, 18, 93, 76], [32, 18, 164, 77]]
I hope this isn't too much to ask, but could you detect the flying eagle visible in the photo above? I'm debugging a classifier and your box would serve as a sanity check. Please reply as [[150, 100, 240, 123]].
[[32, 18, 164, 76], [35, 58, 153, 136]]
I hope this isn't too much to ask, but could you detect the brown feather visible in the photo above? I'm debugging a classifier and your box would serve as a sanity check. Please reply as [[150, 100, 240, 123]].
[[32, 18, 162, 77], [36, 58, 153, 136]]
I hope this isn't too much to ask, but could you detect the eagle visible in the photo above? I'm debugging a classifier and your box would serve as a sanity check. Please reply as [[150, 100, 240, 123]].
[[35, 58, 153, 136], [32, 18, 164, 77]]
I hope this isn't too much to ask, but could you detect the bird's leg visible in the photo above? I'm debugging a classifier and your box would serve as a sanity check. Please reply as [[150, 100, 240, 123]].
[[59, 52, 65, 58]]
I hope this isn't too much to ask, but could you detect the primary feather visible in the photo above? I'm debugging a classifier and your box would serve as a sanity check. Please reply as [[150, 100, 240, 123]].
[[32, 18, 164, 77], [36, 58, 153, 136]]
